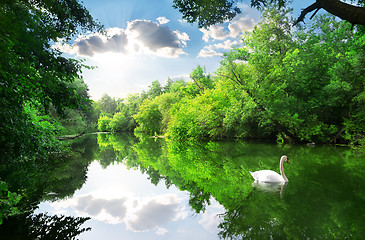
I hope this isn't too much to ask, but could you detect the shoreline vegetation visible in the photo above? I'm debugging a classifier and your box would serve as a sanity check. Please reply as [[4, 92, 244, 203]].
[[94, 10, 365, 147], [57, 132, 86, 141]]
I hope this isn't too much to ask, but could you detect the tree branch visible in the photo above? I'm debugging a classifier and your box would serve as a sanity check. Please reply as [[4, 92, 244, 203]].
[[293, 2, 321, 26], [319, 0, 365, 25], [294, 0, 365, 26], [190, 74, 204, 91]]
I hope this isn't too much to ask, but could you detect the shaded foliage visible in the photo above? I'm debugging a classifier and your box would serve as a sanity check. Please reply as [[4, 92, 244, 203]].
[[172, 0, 241, 28], [0, 134, 98, 234], [0, 213, 91, 240], [172, 0, 365, 28], [0, 0, 100, 155], [0, 0, 100, 220]]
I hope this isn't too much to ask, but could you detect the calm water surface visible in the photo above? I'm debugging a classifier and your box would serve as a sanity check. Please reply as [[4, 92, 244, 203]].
[[2, 133, 365, 239]]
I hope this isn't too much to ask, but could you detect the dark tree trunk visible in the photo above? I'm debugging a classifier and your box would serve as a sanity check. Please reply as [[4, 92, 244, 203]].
[[295, 0, 365, 26], [319, 0, 365, 25]]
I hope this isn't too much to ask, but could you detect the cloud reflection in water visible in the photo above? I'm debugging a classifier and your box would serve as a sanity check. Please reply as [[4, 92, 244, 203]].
[[52, 193, 187, 234], [41, 161, 223, 238]]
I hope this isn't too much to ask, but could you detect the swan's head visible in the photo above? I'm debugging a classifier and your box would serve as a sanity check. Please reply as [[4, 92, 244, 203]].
[[282, 155, 290, 164]]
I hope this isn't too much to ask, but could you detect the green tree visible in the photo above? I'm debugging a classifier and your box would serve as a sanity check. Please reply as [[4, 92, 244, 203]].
[[220, 8, 365, 143], [98, 115, 112, 132], [0, 181, 21, 225], [167, 87, 230, 139], [166, 79, 188, 93], [163, 77, 174, 93], [50, 78, 96, 135], [155, 92, 182, 132], [133, 99, 163, 134], [133, 89, 182, 135], [190, 65, 214, 92], [0, 0, 101, 164], [148, 80, 163, 99], [97, 94, 118, 116], [172, 0, 241, 28], [172, 0, 365, 28], [109, 112, 129, 132]]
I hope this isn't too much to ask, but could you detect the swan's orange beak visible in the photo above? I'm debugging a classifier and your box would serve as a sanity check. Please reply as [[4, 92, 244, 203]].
[[286, 158, 290, 164]]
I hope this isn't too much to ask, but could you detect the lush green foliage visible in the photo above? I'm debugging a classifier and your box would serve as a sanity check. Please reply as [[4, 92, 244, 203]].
[[0, 135, 98, 236], [130, 10, 365, 145], [95, 94, 142, 132], [0, 0, 100, 159], [0, 181, 21, 225], [96, 78, 188, 134], [172, 0, 241, 28], [225, 9, 365, 144]]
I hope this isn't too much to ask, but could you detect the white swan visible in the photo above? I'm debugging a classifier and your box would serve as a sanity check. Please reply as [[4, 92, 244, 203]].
[[250, 155, 290, 183]]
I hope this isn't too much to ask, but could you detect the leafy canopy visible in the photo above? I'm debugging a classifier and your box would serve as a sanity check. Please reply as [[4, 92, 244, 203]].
[[172, 0, 365, 28]]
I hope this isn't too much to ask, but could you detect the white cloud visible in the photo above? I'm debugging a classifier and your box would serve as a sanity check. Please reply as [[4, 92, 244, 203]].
[[198, 48, 223, 58], [175, 31, 190, 47], [53, 19, 189, 58], [228, 15, 257, 38], [127, 19, 187, 58], [198, 40, 240, 58], [168, 73, 190, 81], [200, 3, 259, 42], [156, 227, 168, 235], [201, 25, 228, 42], [214, 39, 240, 50], [157, 16, 170, 24]]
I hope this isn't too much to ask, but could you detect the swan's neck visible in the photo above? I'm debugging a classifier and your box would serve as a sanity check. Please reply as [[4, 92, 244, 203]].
[[280, 158, 288, 182]]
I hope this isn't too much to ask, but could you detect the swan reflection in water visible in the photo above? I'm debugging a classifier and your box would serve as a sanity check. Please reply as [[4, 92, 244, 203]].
[[251, 181, 288, 195]]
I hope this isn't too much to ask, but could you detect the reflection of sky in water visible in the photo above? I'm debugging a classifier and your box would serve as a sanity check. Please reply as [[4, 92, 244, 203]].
[[36, 161, 223, 239]]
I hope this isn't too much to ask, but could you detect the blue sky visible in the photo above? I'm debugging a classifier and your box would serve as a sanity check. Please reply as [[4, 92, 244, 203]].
[[55, 0, 311, 100]]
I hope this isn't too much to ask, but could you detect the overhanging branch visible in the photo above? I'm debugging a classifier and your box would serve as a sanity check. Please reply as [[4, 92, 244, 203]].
[[294, 0, 365, 26], [293, 2, 321, 26]]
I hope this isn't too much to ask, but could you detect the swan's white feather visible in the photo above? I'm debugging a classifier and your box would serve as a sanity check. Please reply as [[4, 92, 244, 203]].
[[250, 170, 285, 183]]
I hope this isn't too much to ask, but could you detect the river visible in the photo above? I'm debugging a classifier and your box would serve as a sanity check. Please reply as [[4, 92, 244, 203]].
[[1, 133, 365, 239]]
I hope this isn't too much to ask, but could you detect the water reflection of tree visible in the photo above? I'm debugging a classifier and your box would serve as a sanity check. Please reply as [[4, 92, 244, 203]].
[[0, 135, 98, 236], [218, 147, 365, 239], [98, 133, 211, 212], [1, 213, 90, 240], [97, 133, 365, 239]]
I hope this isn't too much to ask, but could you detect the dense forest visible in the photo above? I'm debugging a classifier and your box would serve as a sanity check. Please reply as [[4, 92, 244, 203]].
[[96, 9, 365, 145], [0, 0, 364, 228]]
